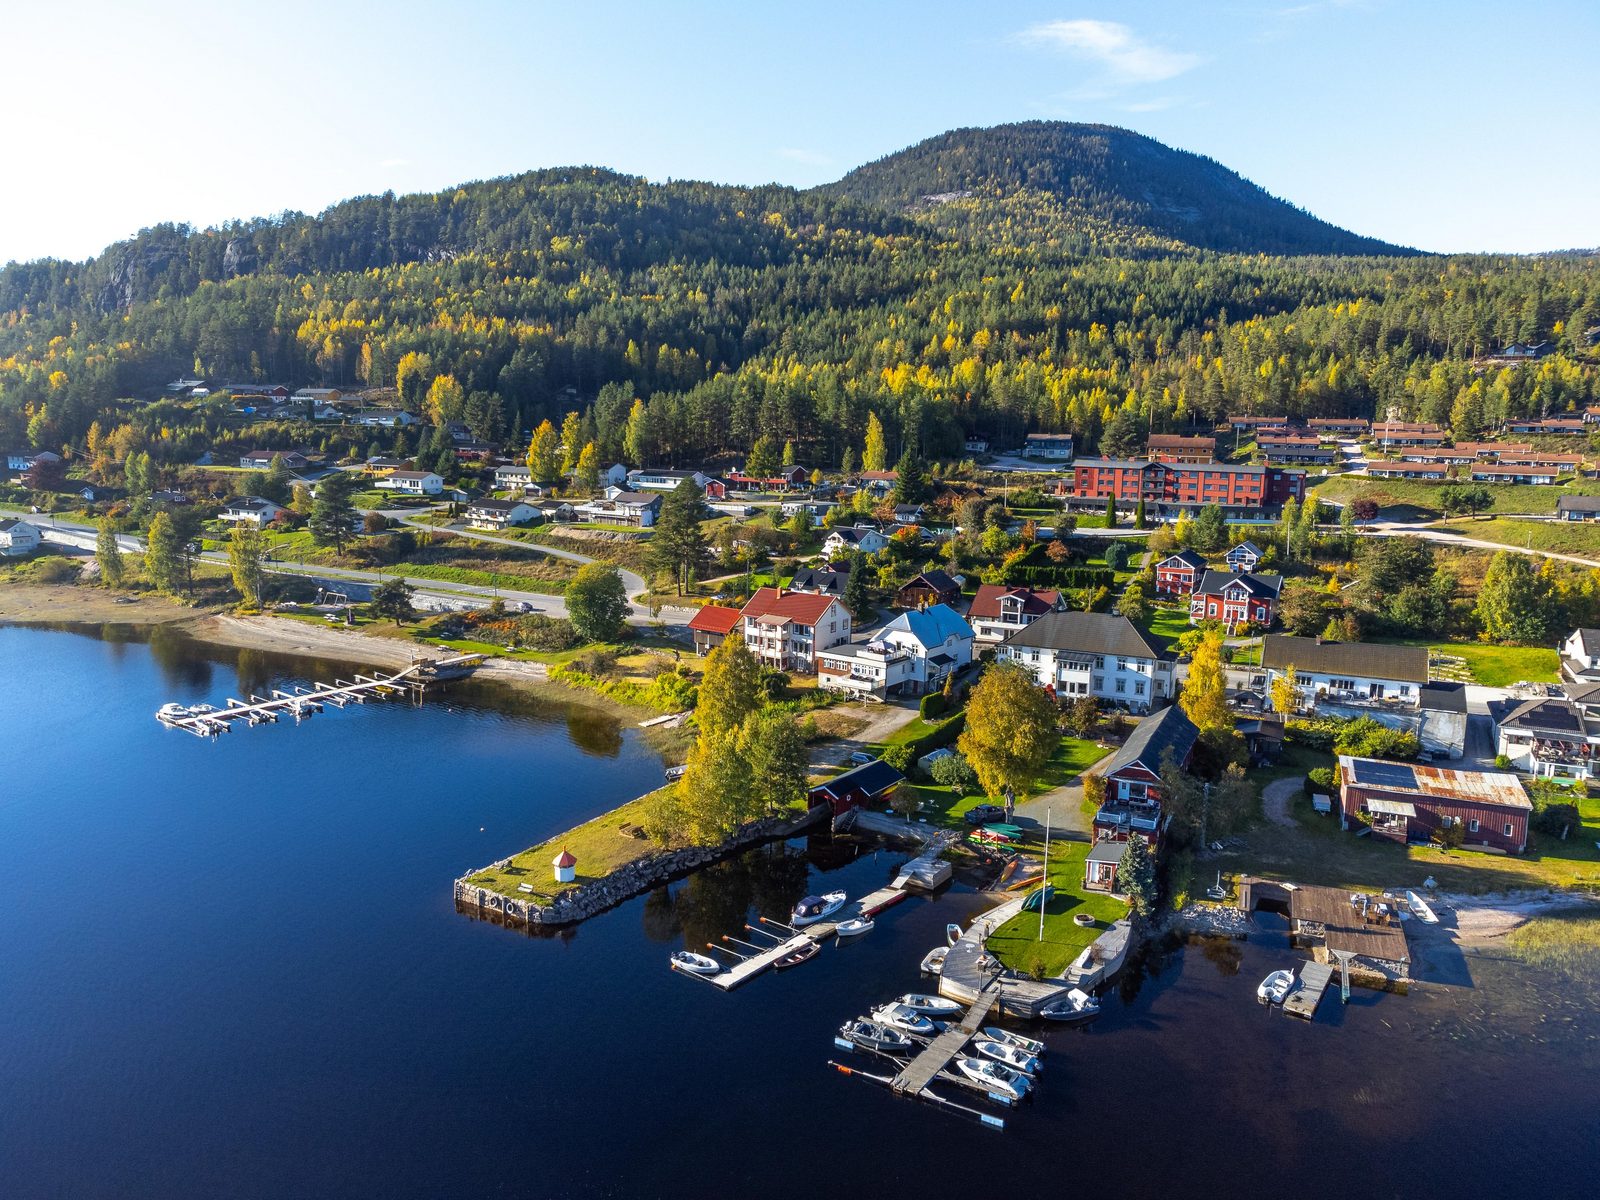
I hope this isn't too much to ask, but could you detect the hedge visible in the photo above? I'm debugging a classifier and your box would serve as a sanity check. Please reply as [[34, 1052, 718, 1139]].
[[1003, 565, 1114, 590]]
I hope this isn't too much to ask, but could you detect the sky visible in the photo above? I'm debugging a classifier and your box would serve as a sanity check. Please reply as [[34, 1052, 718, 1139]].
[[3, 0, 1596, 264]]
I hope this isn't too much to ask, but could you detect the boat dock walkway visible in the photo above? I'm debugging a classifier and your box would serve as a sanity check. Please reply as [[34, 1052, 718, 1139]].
[[1283, 960, 1334, 1020], [698, 879, 915, 992], [890, 983, 1001, 1095], [159, 655, 481, 737]]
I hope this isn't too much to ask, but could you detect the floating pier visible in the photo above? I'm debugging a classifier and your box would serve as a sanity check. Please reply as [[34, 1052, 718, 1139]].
[[1282, 960, 1334, 1020], [890, 984, 1001, 1095], [157, 655, 481, 738]]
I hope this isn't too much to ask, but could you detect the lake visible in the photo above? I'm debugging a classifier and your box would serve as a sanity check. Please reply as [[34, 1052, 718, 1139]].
[[1, 622, 1596, 1199]]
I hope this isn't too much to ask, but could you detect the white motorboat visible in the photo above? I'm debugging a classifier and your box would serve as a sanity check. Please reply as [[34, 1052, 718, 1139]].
[[919, 946, 949, 976], [791, 890, 847, 927], [895, 992, 961, 1017], [836, 916, 874, 938], [1406, 889, 1439, 924], [1257, 968, 1295, 1005], [981, 1027, 1045, 1058], [945, 923, 964, 947], [973, 1038, 1040, 1076], [871, 1003, 937, 1036], [670, 951, 720, 975], [156, 702, 190, 724], [187, 703, 218, 716], [839, 1018, 913, 1054], [1039, 988, 1100, 1024], [954, 1056, 1029, 1102]]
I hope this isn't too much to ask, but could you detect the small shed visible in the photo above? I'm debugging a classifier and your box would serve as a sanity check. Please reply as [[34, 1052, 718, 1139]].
[[552, 849, 577, 884]]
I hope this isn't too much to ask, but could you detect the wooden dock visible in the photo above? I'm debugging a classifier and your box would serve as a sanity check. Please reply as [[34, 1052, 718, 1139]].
[[891, 983, 1000, 1095], [1282, 960, 1333, 1020]]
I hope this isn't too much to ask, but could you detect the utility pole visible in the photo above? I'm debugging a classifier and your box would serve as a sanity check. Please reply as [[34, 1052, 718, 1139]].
[[1038, 806, 1051, 942], [1199, 782, 1212, 851]]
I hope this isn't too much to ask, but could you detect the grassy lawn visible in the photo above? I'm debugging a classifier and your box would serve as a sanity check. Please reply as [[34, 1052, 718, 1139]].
[[1431, 516, 1600, 559], [870, 709, 964, 751], [1043, 735, 1114, 785], [1139, 602, 1193, 651], [1370, 637, 1559, 686], [1314, 474, 1600, 520], [987, 841, 1130, 977], [1215, 779, 1600, 895]]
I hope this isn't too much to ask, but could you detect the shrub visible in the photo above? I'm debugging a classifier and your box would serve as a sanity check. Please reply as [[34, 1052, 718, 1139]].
[[919, 692, 946, 720], [929, 752, 979, 795], [1494, 754, 1511, 770], [1306, 766, 1336, 794], [882, 743, 916, 774]]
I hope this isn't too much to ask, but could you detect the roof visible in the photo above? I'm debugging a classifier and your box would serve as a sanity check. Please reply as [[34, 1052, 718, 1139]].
[[387, 470, 439, 480], [1025, 432, 1075, 443], [968, 584, 1061, 620], [225, 495, 282, 511], [827, 527, 881, 545], [1261, 635, 1429, 684], [1557, 496, 1600, 514], [740, 586, 838, 626], [1086, 841, 1126, 865], [901, 569, 959, 594], [688, 605, 743, 635], [1571, 628, 1600, 658], [468, 498, 526, 513], [1001, 611, 1163, 659], [882, 604, 974, 650], [1192, 570, 1284, 600], [1147, 434, 1215, 450], [1287, 882, 1412, 964], [790, 566, 850, 595], [1492, 695, 1592, 738], [1102, 704, 1198, 779], [552, 850, 577, 868], [1418, 683, 1467, 714], [0, 517, 31, 532], [1228, 540, 1263, 557], [1157, 550, 1207, 571], [1074, 457, 1273, 476], [607, 491, 660, 507], [1338, 756, 1530, 810], [810, 759, 905, 800]]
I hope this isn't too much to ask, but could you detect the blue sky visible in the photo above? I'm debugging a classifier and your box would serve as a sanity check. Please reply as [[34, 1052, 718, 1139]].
[[5, 0, 1596, 263]]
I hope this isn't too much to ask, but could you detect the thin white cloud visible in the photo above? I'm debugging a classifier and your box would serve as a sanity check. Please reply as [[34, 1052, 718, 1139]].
[[777, 147, 832, 168], [1015, 19, 1201, 85]]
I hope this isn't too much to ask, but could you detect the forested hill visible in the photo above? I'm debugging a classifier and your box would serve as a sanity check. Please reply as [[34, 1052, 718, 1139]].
[[823, 122, 1413, 257]]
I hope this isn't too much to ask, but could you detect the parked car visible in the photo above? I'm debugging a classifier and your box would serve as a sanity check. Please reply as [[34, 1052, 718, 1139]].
[[848, 751, 875, 765], [964, 804, 1005, 825]]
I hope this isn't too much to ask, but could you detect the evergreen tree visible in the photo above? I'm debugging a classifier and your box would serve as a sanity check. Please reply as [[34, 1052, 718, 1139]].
[[1104, 493, 1117, 527], [1134, 498, 1147, 529], [650, 480, 708, 594], [842, 552, 874, 621], [1118, 836, 1158, 920], [738, 708, 807, 816], [746, 435, 780, 479], [890, 447, 927, 504], [309, 471, 360, 553], [370, 577, 416, 624], [260, 454, 292, 504]]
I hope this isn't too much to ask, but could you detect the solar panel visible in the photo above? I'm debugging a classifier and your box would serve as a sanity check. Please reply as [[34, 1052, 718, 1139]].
[[1353, 760, 1418, 790]]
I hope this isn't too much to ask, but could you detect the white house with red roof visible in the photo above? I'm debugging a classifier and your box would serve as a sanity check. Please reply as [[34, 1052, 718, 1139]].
[[736, 586, 852, 672], [688, 604, 743, 655]]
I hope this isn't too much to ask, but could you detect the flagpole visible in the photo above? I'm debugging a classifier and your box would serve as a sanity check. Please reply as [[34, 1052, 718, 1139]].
[[1039, 805, 1051, 941]]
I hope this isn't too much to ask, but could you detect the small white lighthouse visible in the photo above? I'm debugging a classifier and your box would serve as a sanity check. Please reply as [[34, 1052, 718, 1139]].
[[552, 849, 577, 884]]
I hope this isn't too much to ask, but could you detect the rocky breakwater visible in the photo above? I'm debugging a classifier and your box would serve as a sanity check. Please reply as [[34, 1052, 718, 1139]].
[[454, 807, 824, 928]]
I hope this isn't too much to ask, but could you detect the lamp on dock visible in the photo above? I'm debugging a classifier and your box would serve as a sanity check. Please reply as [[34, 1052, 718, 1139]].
[[553, 849, 577, 884]]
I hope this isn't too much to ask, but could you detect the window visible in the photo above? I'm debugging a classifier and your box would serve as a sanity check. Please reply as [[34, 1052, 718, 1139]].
[[1468, 819, 1479, 833], [1093, 675, 1104, 691], [1135, 680, 1146, 695], [1504, 823, 1514, 837], [1115, 679, 1126, 694], [1094, 657, 1105, 670], [1116, 658, 1129, 671]]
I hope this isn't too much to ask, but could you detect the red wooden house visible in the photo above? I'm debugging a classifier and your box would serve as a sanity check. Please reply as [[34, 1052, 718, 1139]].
[[1154, 550, 1207, 596], [1188, 570, 1283, 632], [1085, 706, 1198, 891]]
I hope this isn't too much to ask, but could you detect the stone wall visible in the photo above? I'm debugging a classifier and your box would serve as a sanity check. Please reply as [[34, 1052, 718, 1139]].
[[453, 806, 825, 929]]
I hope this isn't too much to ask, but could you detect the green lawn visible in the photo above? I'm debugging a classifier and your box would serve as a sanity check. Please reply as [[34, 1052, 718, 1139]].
[[1431, 517, 1600, 560], [1139, 602, 1193, 651], [1315, 474, 1600, 520], [1371, 637, 1559, 686], [987, 840, 1130, 977]]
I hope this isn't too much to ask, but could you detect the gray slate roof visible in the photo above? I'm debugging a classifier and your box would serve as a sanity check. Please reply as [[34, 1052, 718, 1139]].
[[1261, 635, 1428, 684], [1193, 570, 1284, 599], [1102, 705, 1199, 779], [1002, 611, 1163, 659]]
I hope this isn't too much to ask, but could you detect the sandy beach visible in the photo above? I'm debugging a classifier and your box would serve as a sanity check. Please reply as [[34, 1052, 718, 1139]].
[[0, 582, 205, 626]]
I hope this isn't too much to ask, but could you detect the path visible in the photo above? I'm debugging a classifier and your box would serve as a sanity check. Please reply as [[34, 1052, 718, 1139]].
[[1011, 753, 1115, 837], [1261, 777, 1300, 829], [1349, 519, 1600, 570], [807, 700, 922, 770]]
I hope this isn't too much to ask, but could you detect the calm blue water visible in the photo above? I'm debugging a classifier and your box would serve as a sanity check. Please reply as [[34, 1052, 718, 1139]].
[[1, 623, 1596, 1199]]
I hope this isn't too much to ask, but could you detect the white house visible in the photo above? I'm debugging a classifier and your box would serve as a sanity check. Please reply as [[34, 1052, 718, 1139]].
[[466, 499, 539, 530], [822, 526, 889, 556], [738, 586, 852, 673], [998, 612, 1173, 711], [495, 464, 534, 489], [219, 496, 288, 527], [572, 491, 661, 527], [6, 450, 61, 473], [627, 468, 715, 492], [376, 470, 444, 496], [1559, 628, 1600, 683], [350, 409, 419, 427], [1225, 541, 1264, 572], [1491, 684, 1600, 780], [0, 517, 42, 556], [815, 640, 919, 699], [602, 463, 630, 488], [878, 603, 975, 693], [1023, 433, 1075, 460], [966, 584, 1065, 644]]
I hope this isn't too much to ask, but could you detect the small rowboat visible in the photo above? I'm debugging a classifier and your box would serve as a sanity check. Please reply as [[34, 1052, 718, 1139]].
[[670, 951, 720, 975], [836, 916, 874, 938], [1257, 969, 1295, 1005], [946, 923, 964, 947], [920, 946, 949, 975], [773, 940, 820, 970], [1405, 889, 1439, 924], [973, 1038, 1040, 1076], [895, 992, 962, 1017]]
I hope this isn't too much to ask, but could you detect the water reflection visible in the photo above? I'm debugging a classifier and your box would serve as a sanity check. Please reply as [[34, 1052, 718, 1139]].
[[659, 844, 816, 953]]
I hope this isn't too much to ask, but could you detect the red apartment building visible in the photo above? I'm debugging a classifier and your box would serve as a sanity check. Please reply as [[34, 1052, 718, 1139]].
[[1068, 459, 1305, 517]]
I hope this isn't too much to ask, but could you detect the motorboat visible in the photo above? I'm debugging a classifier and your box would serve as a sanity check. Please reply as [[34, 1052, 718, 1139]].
[[954, 1056, 1029, 1102], [919, 946, 949, 976], [836, 916, 874, 938], [791, 891, 847, 927], [773, 940, 820, 970], [981, 1027, 1045, 1058], [839, 1018, 913, 1054], [187, 703, 218, 716], [894, 992, 961, 1017], [871, 1003, 937, 1036], [1039, 988, 1101, 1024], [1257, 969, 1295, 1005], [670, 951, 720, 975], [973, 1038, 1040, 1075], [1406, 889, 1439, 924], [945, 923, 964, 947], [156, 702, 190, 724]]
